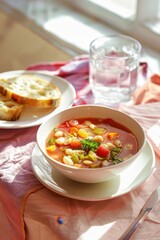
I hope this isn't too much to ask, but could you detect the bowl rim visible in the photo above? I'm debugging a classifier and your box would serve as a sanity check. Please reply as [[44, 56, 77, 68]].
[[37, 104, 146, 171]]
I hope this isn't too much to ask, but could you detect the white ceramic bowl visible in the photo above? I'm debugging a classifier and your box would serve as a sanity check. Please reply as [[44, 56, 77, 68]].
[[37, 105, 146, 183]]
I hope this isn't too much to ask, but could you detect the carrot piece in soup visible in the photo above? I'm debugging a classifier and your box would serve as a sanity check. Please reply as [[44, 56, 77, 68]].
[[69, 127, 78, 136], [108, 132, 120, 140], [70, 139, 81, 148]]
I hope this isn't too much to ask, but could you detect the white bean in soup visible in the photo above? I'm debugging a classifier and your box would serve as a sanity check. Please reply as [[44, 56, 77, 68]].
[[46, 118, 138, 168]]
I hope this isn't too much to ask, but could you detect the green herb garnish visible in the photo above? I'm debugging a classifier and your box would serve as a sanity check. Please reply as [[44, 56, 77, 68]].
[[111, 147, 122, 164], [80, 139, 100, 153], [48, 137, 56, 145]]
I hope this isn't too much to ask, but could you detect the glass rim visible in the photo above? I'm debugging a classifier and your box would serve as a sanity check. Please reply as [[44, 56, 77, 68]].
[[90, 34, 141, 58]]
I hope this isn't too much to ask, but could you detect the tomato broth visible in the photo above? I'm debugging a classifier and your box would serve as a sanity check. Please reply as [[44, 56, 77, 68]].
[[46, 118, 138, 168]]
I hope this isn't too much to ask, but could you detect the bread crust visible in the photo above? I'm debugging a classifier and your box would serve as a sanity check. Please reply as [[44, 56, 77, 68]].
[[0, 94, 23, 121], [0, 75, 61, 108]]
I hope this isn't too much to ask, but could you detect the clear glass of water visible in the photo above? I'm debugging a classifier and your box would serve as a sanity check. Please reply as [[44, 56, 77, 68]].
[[89, 34, 141, 107]]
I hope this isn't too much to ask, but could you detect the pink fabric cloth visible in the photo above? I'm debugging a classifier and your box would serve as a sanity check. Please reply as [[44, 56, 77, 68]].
[[0, 57, 160, 240], [133, 74, 160, 104]]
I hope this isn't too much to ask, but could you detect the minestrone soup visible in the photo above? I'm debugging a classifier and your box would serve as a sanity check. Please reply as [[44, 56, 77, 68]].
[[46, 118, 138, 168]]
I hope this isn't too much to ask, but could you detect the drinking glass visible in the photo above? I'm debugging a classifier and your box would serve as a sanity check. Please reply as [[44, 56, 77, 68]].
[[89, 34, 141, 107]]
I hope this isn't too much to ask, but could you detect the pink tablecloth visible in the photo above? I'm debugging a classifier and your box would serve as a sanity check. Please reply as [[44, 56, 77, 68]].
[[0, 57, 160, 240]]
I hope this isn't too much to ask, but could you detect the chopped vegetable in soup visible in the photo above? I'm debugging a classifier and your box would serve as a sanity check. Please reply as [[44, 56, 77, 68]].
[[46, 118, 138, 168]]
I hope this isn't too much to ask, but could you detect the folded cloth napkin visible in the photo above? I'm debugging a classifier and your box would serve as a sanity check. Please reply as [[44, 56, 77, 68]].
[[133, 74, 160, 104]]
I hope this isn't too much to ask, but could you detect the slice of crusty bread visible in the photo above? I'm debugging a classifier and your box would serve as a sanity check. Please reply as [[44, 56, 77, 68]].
[[0, 93, 23, 121], [0, 74, 61, 108]]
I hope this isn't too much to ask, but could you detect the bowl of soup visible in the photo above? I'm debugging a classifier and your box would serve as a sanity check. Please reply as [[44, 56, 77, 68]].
[[37, 105, 146, 183]]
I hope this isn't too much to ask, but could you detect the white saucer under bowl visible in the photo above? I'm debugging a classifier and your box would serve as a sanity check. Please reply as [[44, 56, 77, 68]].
[[31, 140, 155, 201]]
